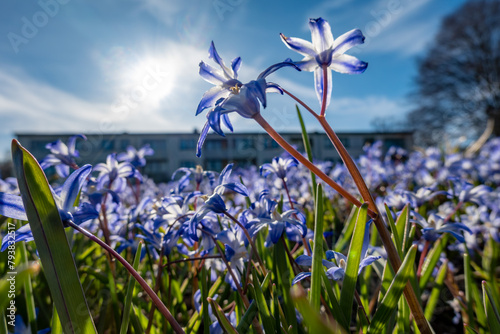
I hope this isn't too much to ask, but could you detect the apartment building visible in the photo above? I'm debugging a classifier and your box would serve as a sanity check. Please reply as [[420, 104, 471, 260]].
[[16, 131, 413, 182]]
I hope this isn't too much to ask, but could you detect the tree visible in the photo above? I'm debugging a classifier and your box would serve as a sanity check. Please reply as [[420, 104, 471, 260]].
[[408, 0, 500, 147]]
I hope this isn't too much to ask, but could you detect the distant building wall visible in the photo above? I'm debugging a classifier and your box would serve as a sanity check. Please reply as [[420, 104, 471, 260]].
[[16, 131, 413, 182]]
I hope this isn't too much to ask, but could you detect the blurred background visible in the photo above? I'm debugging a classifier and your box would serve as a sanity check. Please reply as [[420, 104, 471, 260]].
[[0, 0, 498, 172]]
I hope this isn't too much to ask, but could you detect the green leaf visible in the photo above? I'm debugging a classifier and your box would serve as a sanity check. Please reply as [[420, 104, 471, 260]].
[[291, 285, 345, 334], [464, 252, 476, 329], [424, 260, 447, 320], [310, 184, 324, 311], [385, 204, 402, 258], [11, 140, 96, 333], [120, 241, 143, 334], [339, 203, 368, 323], [236, 301, 258, 334], [297, 105, 317, 202], [208, 298, 238, 334], [419, 234, 449, 290], [334, 206, 359, 252], [250, 270, 275, 334], [482, 281, 500, 333], [369, 244, 417, 333]]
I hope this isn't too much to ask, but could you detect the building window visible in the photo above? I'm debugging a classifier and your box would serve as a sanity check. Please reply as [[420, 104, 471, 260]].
[[30, 140, 49, 153], [120, 139, 130, 151], [263, 137, 279, 149], [144, 160, 167, 174], [180, 160, 197, 168], [384, 138, 406, 149], [234, 138, 255, 150], [180, 138, 196, 151], [144, 139, 166, 155], [206, 159, 226, 171], [205, 139, 227, 151], [289, 137, 304, 152], [101, 139, 115, 151]]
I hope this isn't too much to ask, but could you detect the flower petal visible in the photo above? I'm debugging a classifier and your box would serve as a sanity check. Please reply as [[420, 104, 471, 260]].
[[295, 255, 313, 266], [208, 41, 234, 79], [207, 108, 225, 136], [199, 61, 227, 86], [196, 86, 228, 115], [329, 54, 368, 74], [314, 66, 332, 108], [0, 193, 28, 221], [326, 266, 345, 281], [280, 34, 317, 57], [309, 18, 334, 53], [292, 272, 312, 285], [60, 164, 92, 213], [331, 28, 365, 55], [231, 57, 242, 77], [196, 122, 210, 157]]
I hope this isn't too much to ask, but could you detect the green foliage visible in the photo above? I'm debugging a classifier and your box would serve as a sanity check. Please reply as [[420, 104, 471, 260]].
[[11, 140, 96, 333]]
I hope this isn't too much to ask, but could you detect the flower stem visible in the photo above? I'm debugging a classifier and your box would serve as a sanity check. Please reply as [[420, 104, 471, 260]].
[[66, 221, 185, 334], [253, 113, 373, 216], [316, 115, 433, 334], [320, 65, 328, 117]]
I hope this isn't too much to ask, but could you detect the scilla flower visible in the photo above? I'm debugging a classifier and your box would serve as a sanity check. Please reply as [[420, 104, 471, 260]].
[[196, 43, 300, 157], [281, 17, 367, 109]]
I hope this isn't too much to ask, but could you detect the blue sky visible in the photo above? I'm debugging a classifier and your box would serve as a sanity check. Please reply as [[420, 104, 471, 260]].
[[0, 0, 467, 160]]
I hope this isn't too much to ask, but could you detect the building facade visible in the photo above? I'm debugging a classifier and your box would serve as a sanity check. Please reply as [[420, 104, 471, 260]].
[[16, 131, 413, 182]]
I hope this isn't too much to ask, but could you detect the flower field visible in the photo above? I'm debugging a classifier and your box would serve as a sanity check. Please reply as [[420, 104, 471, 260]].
[[1, 16, 499, 334]]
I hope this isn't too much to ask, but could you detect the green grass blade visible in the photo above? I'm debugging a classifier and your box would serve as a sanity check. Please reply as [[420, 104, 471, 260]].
[[208, 298, 238, 334], [321, 271, 349, 330], [464, 252, 476, 328], [424, 260, 447, 320], [369, 244, 417, 333], [419, 234, 449, 290], [0, 262, 40, 311], [339, 203, 368, 323], [334, 206, 359, 252], [120, 241, 143, 334], [250, 269, 275, 334], [236, 301, 258, 334], [483, 281, 500, 333], [200, 264, 210, 334], [310, 184, 324, 311], [19, 241, 36, 334], [11, 140, 96, 333], [291, 285, 345, 334], [385, 204, 402, 258], [296, 105, 317, 201], [51, 306, 62, 334]]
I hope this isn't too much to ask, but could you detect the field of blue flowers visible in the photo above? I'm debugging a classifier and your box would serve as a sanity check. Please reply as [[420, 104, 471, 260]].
[[1, 17, 500, 334]]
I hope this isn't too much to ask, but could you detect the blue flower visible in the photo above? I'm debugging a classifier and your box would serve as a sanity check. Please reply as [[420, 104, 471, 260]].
[[1, 165, 98, 251], [196, 43, 300, 157], [260, 156, 298, 179], [293, 220, 381, 284], [40, 134, 86, 178], [281, 17, 367, 108], [244, 191, 306, 246], [196, 41, 243, 116], [186, 164, 248, 242], [117, 144, 154, 168], [411, 212, 472, 243], [94, 153, 137, 192]]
